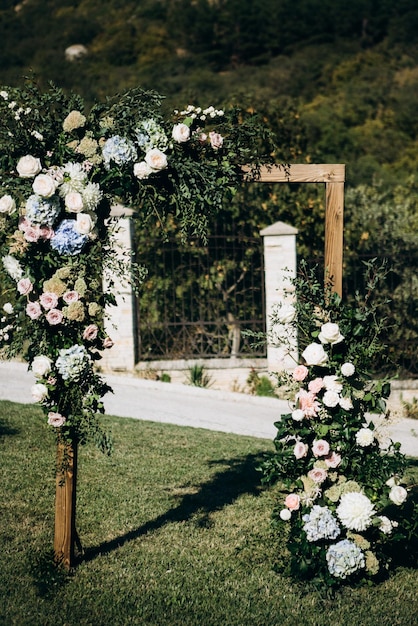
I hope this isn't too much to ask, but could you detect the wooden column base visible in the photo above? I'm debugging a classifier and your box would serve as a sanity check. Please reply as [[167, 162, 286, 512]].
[[54, 441, 78, 569]]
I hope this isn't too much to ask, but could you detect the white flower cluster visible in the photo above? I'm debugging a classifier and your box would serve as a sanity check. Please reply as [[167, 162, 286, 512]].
[[0, 303, 15, 343], [336, 491, 375, 531], [177, 104, 224, 120], [302, 505, 341, 542], [2, 255, 23, 281], [326, 539, 365, 579], [55, 344, 91, 381]]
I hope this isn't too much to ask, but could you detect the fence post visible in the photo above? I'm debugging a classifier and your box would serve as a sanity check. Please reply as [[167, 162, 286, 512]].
[[260, 221, 298, 373], [101, 205, 137, 372]]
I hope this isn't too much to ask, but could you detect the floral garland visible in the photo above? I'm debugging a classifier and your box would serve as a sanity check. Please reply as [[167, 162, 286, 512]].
[[262, 263, 417, 586], [0, 81, 274, 456]]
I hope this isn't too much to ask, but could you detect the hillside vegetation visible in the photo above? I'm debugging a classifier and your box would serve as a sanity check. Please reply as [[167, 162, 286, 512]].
[[2, 0, 418, 184]]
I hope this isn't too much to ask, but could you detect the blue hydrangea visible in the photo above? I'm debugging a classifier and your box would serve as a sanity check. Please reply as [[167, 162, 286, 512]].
[[50, 220, 88, 255], [326, 539, 365, 579], [102, 135, 137, 169], [302, 505, 341, 542], [56, 344, 90, 381], [135, 119, 169, 153], [26, 194, 61, 227]]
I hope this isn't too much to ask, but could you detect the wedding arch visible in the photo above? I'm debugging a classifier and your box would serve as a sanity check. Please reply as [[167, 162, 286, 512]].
[[1, 84, 412, 585]]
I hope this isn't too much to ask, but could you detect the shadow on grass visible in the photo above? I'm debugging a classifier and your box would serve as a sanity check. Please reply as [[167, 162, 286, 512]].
[[0, 419, 19, 438], [81, 452, 265, 565]]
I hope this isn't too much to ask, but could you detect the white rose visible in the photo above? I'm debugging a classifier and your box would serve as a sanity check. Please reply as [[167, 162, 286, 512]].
[[389, 485, 408, 506], [339, 396, 353, 411], [355, 427, 375, 447], [322, 390, 340, 408], [65, 192, 84, 213], [318, 322, 344, 345], [145, 148, 168, 171], [301, 343, 328, 366], [31, 355, 53, 379], [378, 515, 397, 535], [133, 161, 153, 180], [323, 375, 343, 392], [341, 362, 355, 377], [32, 173, 57, 198], [75, 212, 95, 235], [291, 409, 305, 422], [31, 383, 48, 403], [172, 123, 190, 143], [274, 303, 296, 324], [3, 302, 13, 314], [0, 194, 16, 215], [16, 155, 42, 177], [279, 508, 292, 521]]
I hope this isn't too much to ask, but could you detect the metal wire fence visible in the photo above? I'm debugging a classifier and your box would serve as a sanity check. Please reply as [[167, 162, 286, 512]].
[[135, 233, 266, 360], [135, 235, 417, 376]]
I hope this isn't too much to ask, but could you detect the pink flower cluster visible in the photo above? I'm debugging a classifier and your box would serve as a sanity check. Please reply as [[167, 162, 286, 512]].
[[19, 217, 54, 242]]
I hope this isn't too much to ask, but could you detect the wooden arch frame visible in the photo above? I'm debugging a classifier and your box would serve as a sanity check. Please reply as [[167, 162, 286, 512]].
[[254, 163, 345, 296]]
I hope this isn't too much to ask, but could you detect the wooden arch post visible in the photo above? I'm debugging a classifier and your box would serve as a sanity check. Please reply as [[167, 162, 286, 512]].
[[54, 440, 78, 569], [254, 164, 346, 296]]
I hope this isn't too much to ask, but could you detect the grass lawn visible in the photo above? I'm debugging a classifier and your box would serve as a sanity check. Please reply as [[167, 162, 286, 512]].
[[0, 400, 417, 626]]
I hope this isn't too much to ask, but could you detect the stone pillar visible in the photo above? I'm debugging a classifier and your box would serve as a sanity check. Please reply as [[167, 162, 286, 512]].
[[101, 205, 137, 372], [260, 221, 298, 373]]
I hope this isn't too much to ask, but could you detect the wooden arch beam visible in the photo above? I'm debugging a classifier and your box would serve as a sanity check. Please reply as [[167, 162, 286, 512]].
[[250, 164, 346, 296]]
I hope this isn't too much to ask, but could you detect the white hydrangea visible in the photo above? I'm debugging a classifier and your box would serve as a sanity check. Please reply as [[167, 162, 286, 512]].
[[2, 255, 23, 281]]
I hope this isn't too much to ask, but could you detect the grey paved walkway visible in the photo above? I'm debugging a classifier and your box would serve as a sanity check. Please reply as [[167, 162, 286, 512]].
[[1, 360, 417, 456]]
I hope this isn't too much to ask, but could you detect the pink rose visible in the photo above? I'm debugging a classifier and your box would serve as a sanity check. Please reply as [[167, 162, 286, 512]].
[[294, 441, 309, 459], [19, 217, 30, 231], [23, 225, 41, 242], [40, 291, 59, 310], [308, 377, 324, 393], [47, 411, 66, 427], [308, 467, 328, 483], [26, 301, 42, 320], [325, 451, 342, 468], [103, 336, 114, 349], [284, 493, 300, 511], [209, 131, 223, 149], [293, 365, 308, 382], [83, 324, 98, 341], [17, 277, 33, 295], [312, 439, 330, 457], [39, 226, 54, 240], [297, 389, 320, 418], [46, 308, 63, 325], [63, 290, 79, 304]]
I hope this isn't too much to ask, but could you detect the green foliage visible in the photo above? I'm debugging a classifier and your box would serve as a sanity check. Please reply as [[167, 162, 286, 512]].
[[402, 396, 418, 420], [247, 369, 277, 398], [186, 363, 213, 388]]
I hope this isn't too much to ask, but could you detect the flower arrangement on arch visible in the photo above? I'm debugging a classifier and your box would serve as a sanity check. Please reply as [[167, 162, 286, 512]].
[[0, 80, 275, 457], [261, 261, 417, 587]]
